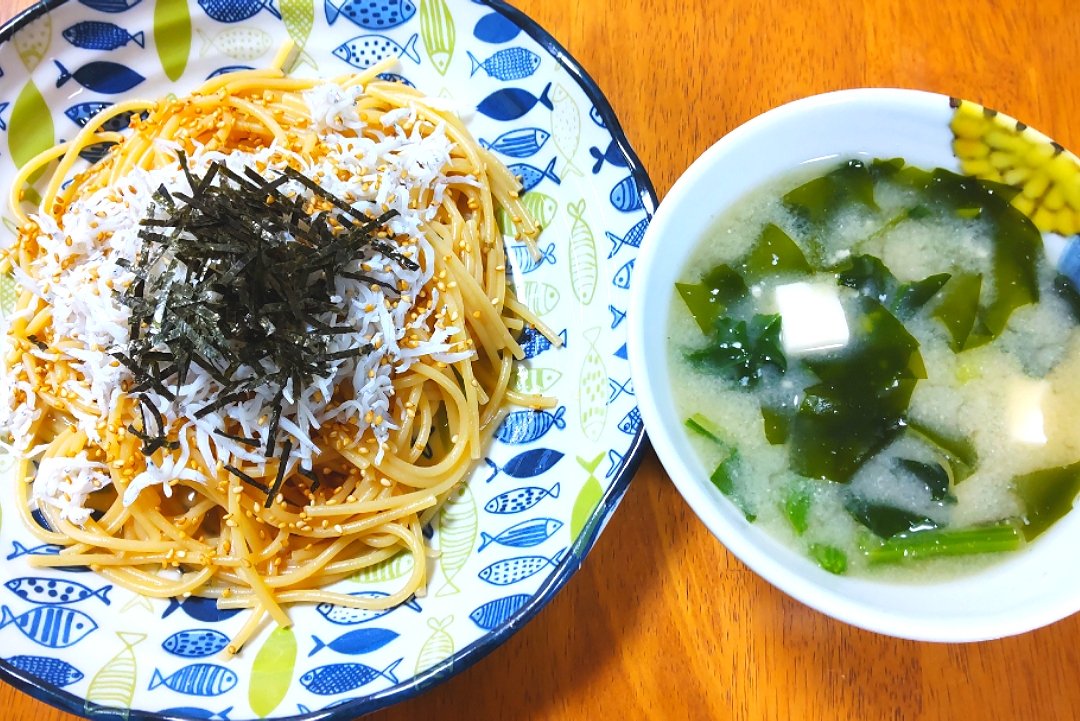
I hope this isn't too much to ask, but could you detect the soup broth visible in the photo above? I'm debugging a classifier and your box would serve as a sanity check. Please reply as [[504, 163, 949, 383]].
[[669, 157, 1080, 579]]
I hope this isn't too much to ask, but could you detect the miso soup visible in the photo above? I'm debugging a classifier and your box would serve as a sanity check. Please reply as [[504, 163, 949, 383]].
[[669, 157, 1080, 579]]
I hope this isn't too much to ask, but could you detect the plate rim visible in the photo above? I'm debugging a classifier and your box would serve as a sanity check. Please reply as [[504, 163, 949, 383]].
[[0, 0, 656, 718]]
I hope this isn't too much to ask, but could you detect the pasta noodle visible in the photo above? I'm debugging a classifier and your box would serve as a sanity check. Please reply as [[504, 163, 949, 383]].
[[0, 49, 559, 654]]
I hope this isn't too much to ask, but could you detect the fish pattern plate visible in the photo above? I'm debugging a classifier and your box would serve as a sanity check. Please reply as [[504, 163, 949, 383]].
[[0, 0, 654, 718]]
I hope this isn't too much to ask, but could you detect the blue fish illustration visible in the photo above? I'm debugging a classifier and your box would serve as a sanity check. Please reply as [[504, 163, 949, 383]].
[[333, 33, 420, 69], [473, 11, 520, 43], [162, 596, 242, 623], [162, 629, 231, 658], [467, 47, 540, 81], [79, 143, 117, 165], [613, 259, 634, 290], [476, 82, 552, 121], [609, 304, 627, 329], [589, 105, 606, 128], [325, 0, 415, 28], [508, 157, 560, 192], [0, 101, 8, 131], [77, 0, 142, 12], [197, 0, 280, 23], [589, 140, 629, 174], [300, 659, 401, 695], [5, 577, 112, 605], [606, 217, 649, 258], [607, 449, 625, 478], [469, 594, 530, 630], [0, 605, 98, 648], [618, 406, 641, 435], [8, 541, 63, 560], [309, 627, 398, 657], [158, 709, 233, 721], [5, 655, 84, 687], [610, 175, 644, 213], [64, 103, 147, 132], [478, 548, 567, 585], [62, 21, 144, 50], [519, 327, 566, 359], [614, 343, 628, 360], [55, 60, 145, 94], [608, 377, 634, 405], [494, 407, 566, 444], [375, 72, 414, 86], [509, 242, 555, 274], [150, 663, 238, 696], [206, 65, 254, 79], [485, 483, 560, 514], [479, 127, 550, 158], [316, 591, 421, 625], [479, 518, 563, 552], [484, 448, 564, 482]]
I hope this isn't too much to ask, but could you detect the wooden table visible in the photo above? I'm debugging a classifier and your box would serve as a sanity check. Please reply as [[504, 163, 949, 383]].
[[4, 0, 1080, 718]]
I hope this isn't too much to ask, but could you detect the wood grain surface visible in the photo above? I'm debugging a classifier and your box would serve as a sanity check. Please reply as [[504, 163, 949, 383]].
[[3, 0, 1080, 719]]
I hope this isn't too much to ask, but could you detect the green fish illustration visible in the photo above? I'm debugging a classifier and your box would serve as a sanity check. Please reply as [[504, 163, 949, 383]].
[[14, 13, 50, 71], [579, 327, 608, 441], [154, 0, 191, 81], [498, 192, 559, 236], [549, 84, 583, 177], [9, 80, 55, 188], [0, 273, 16, 317], [522, 281, 560, 316], [435, 483, 477, 597], [414, 616, 454, 676], [119, 593, 153, 614], [513, 366, 562, 395], [572, 453, 605, 540], [566, 199, 597, 305], [349, 548, 415, 583], [419, 0, 455, 75], [279, 0, 317, 71], [249, 627, 297, 718], [85, 632, 145, 712], [198, 27, 272, 61]]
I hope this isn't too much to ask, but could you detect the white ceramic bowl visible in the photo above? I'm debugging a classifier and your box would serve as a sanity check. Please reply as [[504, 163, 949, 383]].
[[628, 88, 1080, 642]]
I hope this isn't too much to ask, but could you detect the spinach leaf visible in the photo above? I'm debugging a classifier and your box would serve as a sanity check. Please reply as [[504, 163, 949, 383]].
[[809, 544, 848, 574], [710, 450, 756, 522], [783, 485, 811, 535]]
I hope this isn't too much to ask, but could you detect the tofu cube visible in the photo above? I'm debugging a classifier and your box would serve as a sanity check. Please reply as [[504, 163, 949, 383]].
[[1007, 377, 1050, 445], [774, 281, 850, 355]]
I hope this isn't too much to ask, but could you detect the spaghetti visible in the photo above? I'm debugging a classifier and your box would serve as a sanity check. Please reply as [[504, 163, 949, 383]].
[[0, 50, 560, 653]]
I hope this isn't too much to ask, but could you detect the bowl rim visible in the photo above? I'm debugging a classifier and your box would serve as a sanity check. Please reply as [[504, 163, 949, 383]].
[[0, 0, 656, 718], [627, 86, 1080, 644]]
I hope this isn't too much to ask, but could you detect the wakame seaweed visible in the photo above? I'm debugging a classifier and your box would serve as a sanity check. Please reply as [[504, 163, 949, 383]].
[[788, 297, 925, 484], [115, 151, 401, 477]]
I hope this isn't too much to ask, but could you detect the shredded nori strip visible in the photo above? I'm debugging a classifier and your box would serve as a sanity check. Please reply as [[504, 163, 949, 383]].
[[212, 429, 261, 448], [114, 153, 407, 498], [223, 464, 271, 494], [264, 439, 293, 508], [26, 335, 48, 351]]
